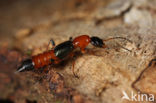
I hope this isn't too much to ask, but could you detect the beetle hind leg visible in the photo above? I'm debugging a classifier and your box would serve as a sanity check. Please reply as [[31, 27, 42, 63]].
[[72, 60, 79, 78]]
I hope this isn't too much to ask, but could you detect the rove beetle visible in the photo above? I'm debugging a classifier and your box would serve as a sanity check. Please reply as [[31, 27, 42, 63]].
[[16, 35, 132, 77]]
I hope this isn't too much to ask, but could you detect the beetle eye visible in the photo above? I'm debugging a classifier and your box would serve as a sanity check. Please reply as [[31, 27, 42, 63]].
[[90, 36, 104, 47]]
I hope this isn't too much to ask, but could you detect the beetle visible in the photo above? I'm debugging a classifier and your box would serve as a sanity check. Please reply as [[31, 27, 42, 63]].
[[16, 35, 132, 77]]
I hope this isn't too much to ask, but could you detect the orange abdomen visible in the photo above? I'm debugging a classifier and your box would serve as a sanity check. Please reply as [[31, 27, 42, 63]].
[[32, 50, 58, 69]]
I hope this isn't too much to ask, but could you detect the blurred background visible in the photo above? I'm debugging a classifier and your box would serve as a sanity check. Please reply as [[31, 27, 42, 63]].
[[0, 0, 111, 48], [0, 0, 156, 103]]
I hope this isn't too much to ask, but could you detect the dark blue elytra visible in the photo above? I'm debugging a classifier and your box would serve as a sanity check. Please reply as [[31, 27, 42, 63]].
[[54, 41, 74, 59]]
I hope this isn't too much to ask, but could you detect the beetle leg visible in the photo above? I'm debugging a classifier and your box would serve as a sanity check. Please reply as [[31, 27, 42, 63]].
[[43, 65, 51, 73], [69, 37, 72, 41], [81, 48, 87, 54], [86, 48, 104, 56], [72, 59, 79, 78], [50, 58, 61, 64], [47, 39, 56, 50], [54, 60, 61, 64], [69, 53, 79, 78], [102, 44, 107, 48]]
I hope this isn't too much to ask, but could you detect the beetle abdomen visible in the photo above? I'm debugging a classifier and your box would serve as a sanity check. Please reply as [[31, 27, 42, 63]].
[[17, 59, 34, 72], [32, 50, 55, 69]]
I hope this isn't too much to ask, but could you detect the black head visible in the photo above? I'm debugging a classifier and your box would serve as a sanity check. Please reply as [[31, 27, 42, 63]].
[[90, 36, 105, 48]]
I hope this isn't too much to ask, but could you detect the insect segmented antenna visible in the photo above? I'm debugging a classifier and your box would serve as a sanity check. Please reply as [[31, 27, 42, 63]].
[[103, 36, 133, 43], [102, 36, 133, 52]]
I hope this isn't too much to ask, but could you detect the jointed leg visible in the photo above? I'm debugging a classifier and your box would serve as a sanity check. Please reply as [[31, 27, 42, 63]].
[[80, 48, 87, 54], [69, 52, 79, 78], [102, 44, 107, 49], [72, 59, 79, 78], [54, 59, 62, 64], [80, 44, 107, 54], [47, 39, 56, 50], [69, 37, 72, 41]]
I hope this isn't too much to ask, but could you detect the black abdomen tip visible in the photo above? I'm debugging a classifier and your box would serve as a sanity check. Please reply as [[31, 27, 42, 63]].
[[16, 59, 34, 73]]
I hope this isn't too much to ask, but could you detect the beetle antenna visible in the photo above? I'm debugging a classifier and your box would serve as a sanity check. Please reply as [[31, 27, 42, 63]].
[[103, 37, 132, 52], [103, 37, 133, 43], [116, 42, 132, 52]]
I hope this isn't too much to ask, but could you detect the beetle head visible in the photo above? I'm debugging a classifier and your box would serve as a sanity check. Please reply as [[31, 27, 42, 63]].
[[90, 36, 105, 48]]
